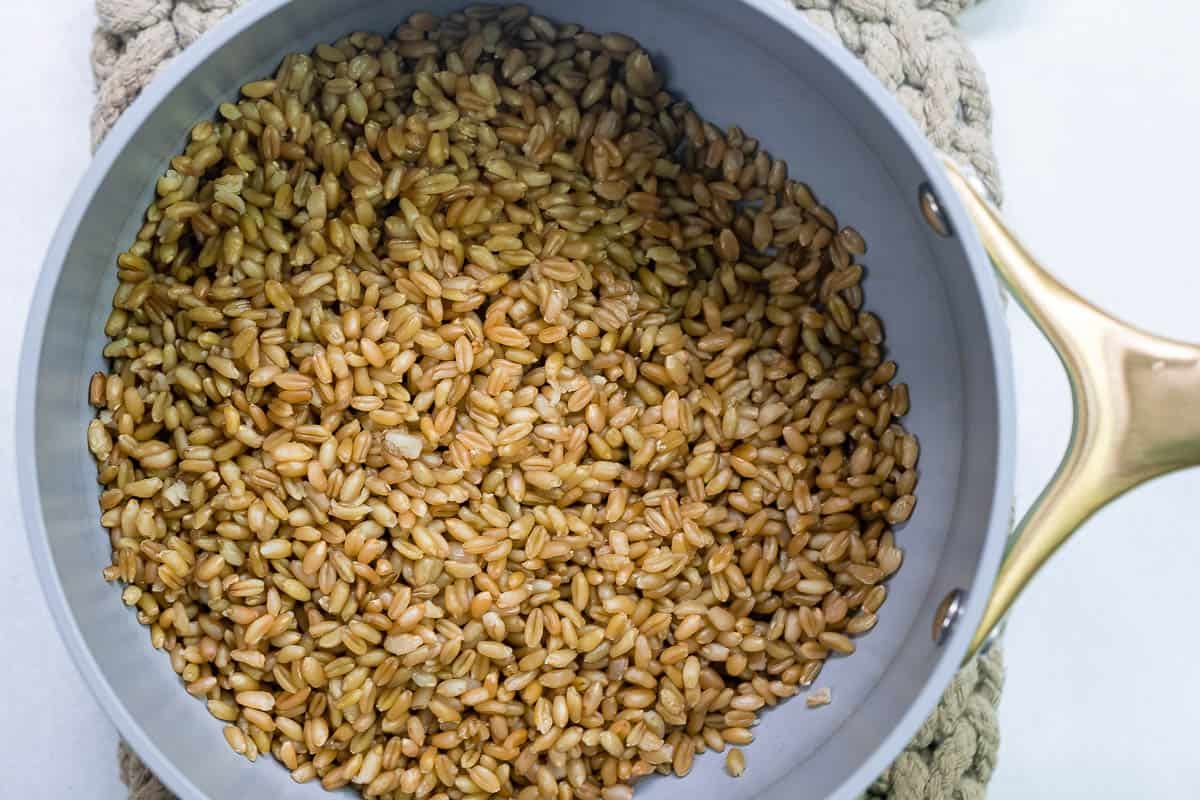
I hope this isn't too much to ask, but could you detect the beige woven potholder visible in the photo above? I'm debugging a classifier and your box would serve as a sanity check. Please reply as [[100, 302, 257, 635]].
[[92, 2, 1005, 798]]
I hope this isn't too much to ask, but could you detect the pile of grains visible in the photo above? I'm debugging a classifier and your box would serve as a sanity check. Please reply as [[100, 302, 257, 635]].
[[86, 5, 918, 798]]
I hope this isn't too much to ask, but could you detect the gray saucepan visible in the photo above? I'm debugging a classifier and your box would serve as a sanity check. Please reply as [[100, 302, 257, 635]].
[[20, 1, 1200, 799]]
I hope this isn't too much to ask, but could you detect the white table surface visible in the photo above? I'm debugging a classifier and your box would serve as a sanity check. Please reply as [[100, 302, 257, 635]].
[[1, 1, 1197, 797]]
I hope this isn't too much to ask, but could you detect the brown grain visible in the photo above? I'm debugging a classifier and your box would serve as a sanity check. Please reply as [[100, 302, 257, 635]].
[[87, 7, 920, 798], [725, 747, 747, 777]]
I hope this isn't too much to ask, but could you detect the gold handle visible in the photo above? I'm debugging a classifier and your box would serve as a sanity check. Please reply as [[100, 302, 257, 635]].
[[942, 160, 1200, 659]]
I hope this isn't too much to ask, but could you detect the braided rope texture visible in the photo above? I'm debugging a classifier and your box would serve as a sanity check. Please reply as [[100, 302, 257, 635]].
[[90, 2, 1005, 798]]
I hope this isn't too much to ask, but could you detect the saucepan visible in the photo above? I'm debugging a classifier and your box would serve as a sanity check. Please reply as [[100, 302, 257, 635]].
[[18, 0, 1200, 798]]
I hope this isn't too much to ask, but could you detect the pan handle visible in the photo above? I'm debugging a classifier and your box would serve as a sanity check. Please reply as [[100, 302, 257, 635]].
[[942, 160, 1200, 660]]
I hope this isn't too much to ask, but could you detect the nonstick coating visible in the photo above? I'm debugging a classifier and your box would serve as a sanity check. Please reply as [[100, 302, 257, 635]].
[[18, 1, 1015, 798]]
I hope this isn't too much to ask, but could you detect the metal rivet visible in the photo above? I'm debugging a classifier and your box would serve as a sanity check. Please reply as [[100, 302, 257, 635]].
[[919, 183, 951, 238], [932, 589, 964, 644]]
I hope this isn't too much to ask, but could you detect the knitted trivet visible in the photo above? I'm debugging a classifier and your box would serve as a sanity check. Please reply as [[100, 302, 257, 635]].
[[91, 2, 1006, 798]]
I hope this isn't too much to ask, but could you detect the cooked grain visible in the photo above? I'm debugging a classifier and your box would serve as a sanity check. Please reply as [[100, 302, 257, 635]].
[[87, 7, 920, 798], [725, 747, 746, 778]]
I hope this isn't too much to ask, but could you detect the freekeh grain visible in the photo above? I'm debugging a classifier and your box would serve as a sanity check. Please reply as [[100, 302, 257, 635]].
[[725, 747, 746, 778], [87, 6, 919, 798], [806, 687, 833, 709]]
